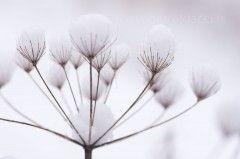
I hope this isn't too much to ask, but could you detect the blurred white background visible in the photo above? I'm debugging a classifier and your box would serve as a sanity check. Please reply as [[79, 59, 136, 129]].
[[0, 0, 240, 159]]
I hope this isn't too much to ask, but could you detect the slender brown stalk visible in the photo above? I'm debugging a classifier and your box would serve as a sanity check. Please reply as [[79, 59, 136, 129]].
[[0, 117, 83, 146], [94, 101, 199, 148], [75, 68, 83, 104], [92, 74, 155, 145], [34, 65, 86, 145], [60, 90, 73, 114], [92, 71, 100, 125], [104, 71, 116, 104], [84, 147, 93, 159], [0, 91, 40, 126], [63, 67, 79, 113], [115, 93, 154, 129], [88, 59, 93, 144]]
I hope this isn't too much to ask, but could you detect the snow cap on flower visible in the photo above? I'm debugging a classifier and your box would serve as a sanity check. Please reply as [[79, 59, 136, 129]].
[[82, 74, 106, 100], [69, 14, 114, 60], [217, 100, 240, 137], [109, 43, 129, 71], [70, 50, 85, 69], [49, 36, 72, 66], [139, 24, 176, 74], [70, 103, 115, 145], [47, 64, 66, 89], [155, 81, 182, 109], [15, 52, 33, 73], [0, 55, 15, 88], [189, 65, 221, 101], [16, 28, 45, 66]]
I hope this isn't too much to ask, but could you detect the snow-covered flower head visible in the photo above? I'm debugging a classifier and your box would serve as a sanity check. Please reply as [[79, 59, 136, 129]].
[[15, 52, 33, 73], [189, 65, 221, 101], [92, 51, 111, 72], [155, 81, 182, 109], [49, 37, 72, 67], [217, 100, 240, 137], [82, 75, 106, 100], [69, 14, 114, 60], [47, 65, 66, 89], [109, 44, 129, 71], [101, 67, 115, 86], [0, 56, 15, 88], [70, 103, 115, 145], [70, 50, 85, 69], [139, 25, 176, 74], [16, 28, 45, 66]]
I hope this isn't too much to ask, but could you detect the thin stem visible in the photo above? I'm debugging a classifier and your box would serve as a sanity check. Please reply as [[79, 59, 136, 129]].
[[92, 71, 100, 126], [0, 117, 82, 147], [75, 68, 83, 104], [104, 71, 116, 104], [115, 93, 154, 129], [34, 65, 86, 145], [84, 147, 93, 159], [147, 110, 166, 127], [60, 90, 73, 114], [94, 101, 199, 148], [88, 59, 93, 144], [92, 74, 155, 146], [63, 67, 79, 113], [28, 74, 67, 122], [0, 91, 40, 126]]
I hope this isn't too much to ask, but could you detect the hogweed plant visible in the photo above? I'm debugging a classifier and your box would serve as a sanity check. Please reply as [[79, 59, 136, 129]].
[[0, 14, 221, 159]]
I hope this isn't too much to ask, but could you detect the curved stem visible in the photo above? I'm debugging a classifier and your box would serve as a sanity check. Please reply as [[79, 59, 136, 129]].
[[34, 65, 86, 145], [94, 101, 199, 148], [147, 110, 165, 127], [104, 71, 116, 104], [0, 91, 40, 126], [28, 74, 67, 122], [92, 71, 100, 126], [60, 90, 73, 114], [0, 117, 82, 146], [75, 68, 83, 104], [115, 93, 154, 129], [63, 67, 79, 113], [92, 74, 155, 146]]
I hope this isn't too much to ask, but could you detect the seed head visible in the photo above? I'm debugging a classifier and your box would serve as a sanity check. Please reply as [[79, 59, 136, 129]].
[[70, 50, 85, 69], [15, 52, 33, 73], [47, 65, 66, 89]]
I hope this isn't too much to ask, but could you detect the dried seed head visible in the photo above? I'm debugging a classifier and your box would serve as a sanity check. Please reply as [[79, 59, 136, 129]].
[[47, 65, 66, 89], [101, 67, 115, 86], [139, 25, 176, 74], [92, 51, 111, 72], [0, 56, 15, 88], [70, 103, 115, 145], [15, 52, 33, 73], [70, 50, 85, 69], [109, 44, 129, 71], [155, 81, 182, 109], [217, 100, 240, 137], [69, 14, 114, 60], [82, 74, 106, 101], [16, 28, 45, 66], [49, 37, 72, 67], [189, 65, 221, 101]]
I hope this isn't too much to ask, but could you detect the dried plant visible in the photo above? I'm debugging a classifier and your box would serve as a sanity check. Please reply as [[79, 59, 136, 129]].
[[0, 14, 221, 159]]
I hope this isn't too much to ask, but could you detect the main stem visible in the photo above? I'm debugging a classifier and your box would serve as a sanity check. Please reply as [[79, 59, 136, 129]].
[[88, 59, 93, 144], [84, 148, 93, 159]]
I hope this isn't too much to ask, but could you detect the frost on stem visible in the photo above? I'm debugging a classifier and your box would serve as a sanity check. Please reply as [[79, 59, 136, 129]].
[[217, 100, 240, 138], [49, 37, 72, 67], [69, 14, 114, 60], [155, 81, 182, 109], [15, 52, 33, 73], [70, 103, 115, 145], [139, 25, 176, 74], [82, 75, 106, 101], [70, 50, 85, 69], [189, 65, 221, 101], [109, 44, 129, 71], [0, 57, 15, 89], [16, 29, 46, 66], [92, 51, 111, 72], [47, 65, 66, 90], [101, 67, 115, 86]]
